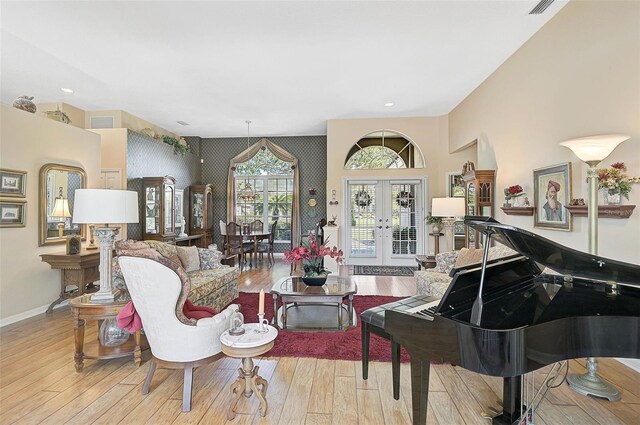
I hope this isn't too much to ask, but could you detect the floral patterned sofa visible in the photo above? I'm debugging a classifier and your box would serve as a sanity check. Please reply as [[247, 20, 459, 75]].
[[113, 240, 240, 312], [415, 244, 516, 299]]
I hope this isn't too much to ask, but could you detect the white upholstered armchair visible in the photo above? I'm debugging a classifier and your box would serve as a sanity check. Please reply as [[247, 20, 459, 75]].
[[119, 256, 238, 412]]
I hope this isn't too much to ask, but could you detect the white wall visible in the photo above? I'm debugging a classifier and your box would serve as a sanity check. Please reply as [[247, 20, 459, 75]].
[[0, 104, 101, 322], [449, 1, 640, 264]]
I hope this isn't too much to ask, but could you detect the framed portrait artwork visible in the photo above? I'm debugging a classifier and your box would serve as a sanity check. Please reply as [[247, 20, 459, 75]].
[[0, 200, 26, 228], [533, 163, 572, 231], [0, 169, 27, 197]]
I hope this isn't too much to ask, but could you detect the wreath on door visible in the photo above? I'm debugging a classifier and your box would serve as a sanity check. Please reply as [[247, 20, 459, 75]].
[[354, 190, 372, 207], [395, 191, 413, 208]]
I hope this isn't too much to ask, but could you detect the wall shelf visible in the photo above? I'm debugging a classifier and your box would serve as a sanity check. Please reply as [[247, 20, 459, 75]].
[[564, 204, 635, 219], [501, 206, 535, 216]]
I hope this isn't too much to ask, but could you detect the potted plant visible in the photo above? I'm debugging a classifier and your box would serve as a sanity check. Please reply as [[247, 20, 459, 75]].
[[426, 212, 443, 233], [284, 232, 343, 286], [597, 162, 640, 204]]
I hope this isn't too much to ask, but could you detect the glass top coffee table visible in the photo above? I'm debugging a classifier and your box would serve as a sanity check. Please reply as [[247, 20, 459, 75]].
[[270, 275, 357, 331]]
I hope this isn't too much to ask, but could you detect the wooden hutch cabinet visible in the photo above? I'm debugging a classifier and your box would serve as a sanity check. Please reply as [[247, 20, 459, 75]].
[[142, 176, 176, 243], [462, 169, 495, 248], [189, 184, 214, 247]]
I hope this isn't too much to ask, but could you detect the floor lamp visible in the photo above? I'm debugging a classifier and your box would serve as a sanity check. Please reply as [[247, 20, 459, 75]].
[[431, 197, 465, 252], [560, 133, 630, 401], [73, 189, 139, 302]]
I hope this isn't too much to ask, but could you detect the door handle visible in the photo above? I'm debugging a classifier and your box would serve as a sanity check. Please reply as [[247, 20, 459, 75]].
[[385, 225, 391, 229], [376, 225, 383, 229]]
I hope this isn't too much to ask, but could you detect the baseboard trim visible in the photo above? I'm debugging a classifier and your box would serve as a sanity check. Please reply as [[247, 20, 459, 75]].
[[617, 358, 640, 374], [0, 300, 69, 328]]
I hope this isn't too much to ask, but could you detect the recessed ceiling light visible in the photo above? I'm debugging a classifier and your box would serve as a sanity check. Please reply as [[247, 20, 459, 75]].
[[384, 102, 394, 107], [61, 87, 74, 93], [176, 120, 190, 126]]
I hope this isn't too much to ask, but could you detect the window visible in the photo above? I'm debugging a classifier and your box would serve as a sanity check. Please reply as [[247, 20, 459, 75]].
[[345, 130, 424, 169], [235, 148, 293, 242]]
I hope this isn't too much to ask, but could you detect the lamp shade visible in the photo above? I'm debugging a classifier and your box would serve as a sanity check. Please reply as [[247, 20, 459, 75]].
[[50, 198, 71, 218], [73, 189, 139, 224], [559, 134, 630, 163], [431, 197, 465, 218]]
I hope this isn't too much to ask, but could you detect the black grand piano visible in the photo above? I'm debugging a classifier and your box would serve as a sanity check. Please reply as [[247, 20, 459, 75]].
[[385, 218, 640, 425]]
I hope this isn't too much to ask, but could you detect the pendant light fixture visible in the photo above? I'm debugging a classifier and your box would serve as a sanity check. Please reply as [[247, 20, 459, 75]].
[[238, 120, 256, 202]]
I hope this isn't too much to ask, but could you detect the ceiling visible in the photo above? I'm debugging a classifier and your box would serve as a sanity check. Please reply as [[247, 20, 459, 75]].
[[1, 1, 567, 138]]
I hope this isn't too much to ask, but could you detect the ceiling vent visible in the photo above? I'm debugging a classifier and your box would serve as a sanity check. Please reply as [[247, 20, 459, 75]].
[[176, 120, 190, 126], [529, 0, 554, 14], [90, 116, 114, 129]]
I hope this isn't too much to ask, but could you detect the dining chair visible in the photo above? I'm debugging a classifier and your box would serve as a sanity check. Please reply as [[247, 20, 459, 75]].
[[257, 220, 277, 266], [225, 221, 250, 269]]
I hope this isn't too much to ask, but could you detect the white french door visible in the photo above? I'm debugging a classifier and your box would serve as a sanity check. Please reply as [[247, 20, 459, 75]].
[[345, 178, 425, 266]]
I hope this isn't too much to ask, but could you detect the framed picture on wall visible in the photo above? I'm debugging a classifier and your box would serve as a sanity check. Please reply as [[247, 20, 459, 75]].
[[0, 169, 27, 197], [533, 162, 572, 231], [0, 200, 26, 227]]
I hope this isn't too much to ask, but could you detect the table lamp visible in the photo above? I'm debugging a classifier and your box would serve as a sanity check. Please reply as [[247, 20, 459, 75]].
[[50, 187, 72, 238], [560, 133, 630, 401], [431, 197, 465, 252], [73, 189, 139, 302]]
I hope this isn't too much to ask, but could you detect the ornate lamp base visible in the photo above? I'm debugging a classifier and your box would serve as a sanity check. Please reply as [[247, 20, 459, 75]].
[[567, 357, 620, 401], [91, 227, 119, 303]]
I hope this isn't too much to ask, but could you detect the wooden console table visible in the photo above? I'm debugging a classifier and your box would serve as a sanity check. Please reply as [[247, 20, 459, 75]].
[[40, 250, 101, 313], [175, 234, 203, 247], [70, 294, 149, 372]]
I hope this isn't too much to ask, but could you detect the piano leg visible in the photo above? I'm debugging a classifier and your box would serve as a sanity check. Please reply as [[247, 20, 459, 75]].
[[391, 337, 400, 400], [410, 358, 430, 425], [361, 321, 370, 380], [492, 376, 522, 425]]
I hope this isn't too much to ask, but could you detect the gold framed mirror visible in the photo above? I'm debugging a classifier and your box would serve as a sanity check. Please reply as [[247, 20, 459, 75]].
[[39, 163, 87, 246]]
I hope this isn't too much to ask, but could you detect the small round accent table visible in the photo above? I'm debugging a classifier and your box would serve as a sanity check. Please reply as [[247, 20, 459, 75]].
[[220, 323, 278, 420]]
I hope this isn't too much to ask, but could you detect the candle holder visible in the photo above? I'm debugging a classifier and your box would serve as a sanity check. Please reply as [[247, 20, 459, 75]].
[[255, 313, 269, 333]]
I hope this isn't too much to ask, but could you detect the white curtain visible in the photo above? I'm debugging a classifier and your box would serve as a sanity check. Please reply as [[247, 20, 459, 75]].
[[227, 138, 300, 248]]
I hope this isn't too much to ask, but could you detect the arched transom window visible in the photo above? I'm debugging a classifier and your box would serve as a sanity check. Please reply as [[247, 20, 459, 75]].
[[345, 130, 424, 169]]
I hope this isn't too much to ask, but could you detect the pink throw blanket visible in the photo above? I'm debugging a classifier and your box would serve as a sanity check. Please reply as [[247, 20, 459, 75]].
[[116, 299, 217, 332]]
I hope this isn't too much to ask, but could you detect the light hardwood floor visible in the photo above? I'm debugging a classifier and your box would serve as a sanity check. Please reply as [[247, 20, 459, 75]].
[[1, 259, 639, 424]]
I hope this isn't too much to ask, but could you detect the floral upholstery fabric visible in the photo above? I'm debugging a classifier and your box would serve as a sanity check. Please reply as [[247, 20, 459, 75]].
[[198, 248, 223, 269], [112, 240, 240, 312], [144, 240, 181, 266], [415, 243, 517, 298], [189, 268, 240, 312]]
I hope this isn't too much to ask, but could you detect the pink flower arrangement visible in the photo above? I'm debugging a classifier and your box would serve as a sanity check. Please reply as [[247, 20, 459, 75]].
[[597, 162, 640, 199], [284, 232, 343, 275]]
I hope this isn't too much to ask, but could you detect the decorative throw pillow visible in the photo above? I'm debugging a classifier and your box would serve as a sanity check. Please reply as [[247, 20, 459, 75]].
[[144, 240, 181, 266], [176, 245, 200, 272], [455, 248, 485, 268], [198, 248, 223, 270], [182, 299, 218, 320], [433, 250, 459, 274]]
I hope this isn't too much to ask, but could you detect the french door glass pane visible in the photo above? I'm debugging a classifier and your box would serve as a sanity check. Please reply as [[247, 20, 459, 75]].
[[391, 183, 417, 255], [349, 184, 376, 256]]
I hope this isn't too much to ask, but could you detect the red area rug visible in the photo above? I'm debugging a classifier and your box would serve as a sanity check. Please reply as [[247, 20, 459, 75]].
[[232, 292, 411, 362]]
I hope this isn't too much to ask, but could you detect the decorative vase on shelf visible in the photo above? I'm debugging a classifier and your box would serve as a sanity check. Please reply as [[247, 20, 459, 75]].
[[431, 223, 442, 233], [605, 189, 622, 205], [512, 196, 521, 207], [99, 318, 130, 347]]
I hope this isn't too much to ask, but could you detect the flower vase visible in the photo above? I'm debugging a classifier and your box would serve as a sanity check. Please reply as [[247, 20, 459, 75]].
[[512, 196, 521, 207], [605, 190, 621, 205], [99, 318, 130, 347], [301, 267, 329, 286]]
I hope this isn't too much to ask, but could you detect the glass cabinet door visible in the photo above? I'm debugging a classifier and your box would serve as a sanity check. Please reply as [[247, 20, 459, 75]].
[[164, 185, 174, 234], [145, 186, 160, 234], [193, 193, 204, 229], [467, 183, 476, 245], [206, 192, 213, 229]]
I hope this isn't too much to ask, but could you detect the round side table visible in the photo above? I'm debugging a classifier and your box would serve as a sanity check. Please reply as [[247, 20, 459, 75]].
[[220, 323, 278, 420]]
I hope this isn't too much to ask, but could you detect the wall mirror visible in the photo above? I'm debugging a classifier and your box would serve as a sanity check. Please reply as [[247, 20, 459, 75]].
[[39, 163, 87, 246]]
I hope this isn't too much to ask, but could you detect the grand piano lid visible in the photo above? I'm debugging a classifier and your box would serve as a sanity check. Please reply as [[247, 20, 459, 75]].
[[465, 216, 640, 288]]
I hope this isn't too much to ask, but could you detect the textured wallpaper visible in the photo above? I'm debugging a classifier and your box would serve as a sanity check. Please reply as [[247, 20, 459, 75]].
[[126, 130, 201, 240], [200, 136, 327, 252]]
